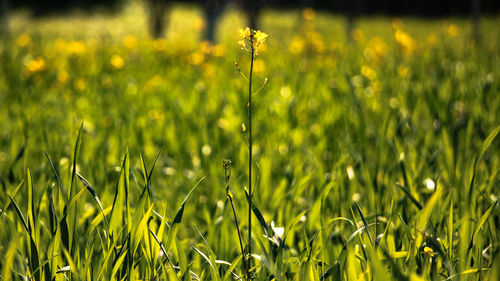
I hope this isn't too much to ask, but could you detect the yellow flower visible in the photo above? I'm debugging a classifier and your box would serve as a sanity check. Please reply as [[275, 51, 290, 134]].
[[123, 35, 138, 49], [254, 30, 268, 46], [26, 57, 46, 73], [254, 31, 268, 42], [447, 24, 458, 37], [361, 65, 377, 80], [238, 27, 268, 53], [238, 40, 246, 49], [75, 78, 87, 92], [153, 38, 167, 51], [240, 27, 251, 38], [67, 41, 86, 55], [57, 70, 69, 84], [423, 246, 435, 257], [302, 8, 315, 21], [241, 123, 247, 132], [111, 55, 125, 69], [397, 65, 410, 77], [16, 34, 31, 47], [394, 29, 415, 54], [289, 36, 305, 54]]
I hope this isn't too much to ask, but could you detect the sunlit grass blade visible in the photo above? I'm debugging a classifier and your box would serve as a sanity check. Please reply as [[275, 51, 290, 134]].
[[468, 201, 497, 250]]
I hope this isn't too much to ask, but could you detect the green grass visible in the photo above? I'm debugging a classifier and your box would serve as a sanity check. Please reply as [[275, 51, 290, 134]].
[[0, 2, 499, 280]]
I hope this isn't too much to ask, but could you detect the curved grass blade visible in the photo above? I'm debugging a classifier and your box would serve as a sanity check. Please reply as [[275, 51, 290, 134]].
[[0, 179, 24, 216]]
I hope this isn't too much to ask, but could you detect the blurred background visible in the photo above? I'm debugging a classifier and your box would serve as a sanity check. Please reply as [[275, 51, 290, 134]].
[[2, 0, 500, 41]]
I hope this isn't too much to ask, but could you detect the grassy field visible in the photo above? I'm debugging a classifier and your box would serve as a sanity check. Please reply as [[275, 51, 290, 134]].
[[1, 2, 500, 280]]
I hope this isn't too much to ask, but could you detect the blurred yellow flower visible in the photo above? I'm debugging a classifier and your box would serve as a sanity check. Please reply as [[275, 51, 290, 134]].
[[447, 24, 458, 37], [57, 70, 69, 84], [123, 35, 138, 49], [111, 55, 125, 69], [289, 36, 305, 54], [427, 33, 438, 46], [26, 57, 46, 73], [75, 78, 87, 92], [191, 51, 205, 65], [67, 41, 86, 55], [391, 18, 403, 30], [199, 41, 213, 54], [361, 65, 377, 80], [153, 38, 167, 51], [16, 34, 31, 47], [193, 17, 205, 32], [397, 65, 410, 77], [54, 39, 67, 52], [371, 37, 387, 58], [212, 45, 225, 57], [302, 8, 316, 21], [371, 80, 382, 92], [394, 29, 415, 54]]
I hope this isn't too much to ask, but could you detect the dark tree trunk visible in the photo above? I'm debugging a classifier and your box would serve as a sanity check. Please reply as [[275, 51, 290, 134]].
[[203, 0, 224, 43], [471, 0, 481, 44], [345, 0, 364, 43], [146, 0, 169, 38], [0, 0, 9, 37], [243, 0, 261, 29]]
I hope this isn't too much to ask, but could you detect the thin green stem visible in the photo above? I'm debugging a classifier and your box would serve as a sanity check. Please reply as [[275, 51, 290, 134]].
[[224, 159, 248, 280], [247, 38, 254, 276], [227, 192, 247, 280]]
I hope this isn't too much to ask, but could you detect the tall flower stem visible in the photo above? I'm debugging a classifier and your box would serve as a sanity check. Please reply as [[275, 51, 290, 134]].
[[247, 38, 254, 274], [224, 159, 248, 280]]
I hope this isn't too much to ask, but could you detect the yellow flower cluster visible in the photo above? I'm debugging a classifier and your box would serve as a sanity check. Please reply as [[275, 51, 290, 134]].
[[26, 57, 46, 73], [238, 27, 268, 55], [394, 29, 415, 55]]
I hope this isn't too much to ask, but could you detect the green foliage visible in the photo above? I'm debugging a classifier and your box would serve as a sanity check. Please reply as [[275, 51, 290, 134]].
[[0, 3, 499, 280]]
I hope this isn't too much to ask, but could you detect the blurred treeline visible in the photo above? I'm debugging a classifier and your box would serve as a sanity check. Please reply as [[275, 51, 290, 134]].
[[10, 0, 500, 16]]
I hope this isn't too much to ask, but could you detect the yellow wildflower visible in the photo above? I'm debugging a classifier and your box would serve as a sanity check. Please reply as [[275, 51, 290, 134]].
[[302, 8, 315, 21], [75, 78, 87, 92], [289, 36, 305, 54], [241, 123, 247, 132], [238, 27, 268, 54], [57, 70, 69, 84], [123, 35, 138, 49], [26, 57, 46, 73], [239, 27, 251, 38], [254, 30, 268, 47], [110, 55, 125, 69], [397, 65, 410, 77], [16, 34, 31, 47], [447, 24, 458, 37], [361, 65, 377, 80], [394, 29, 415, 54], [153, 38, 167, 51], [423, 246, 435, 257], [67, 41, 86, 55], [191, 51, 205, 65]]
